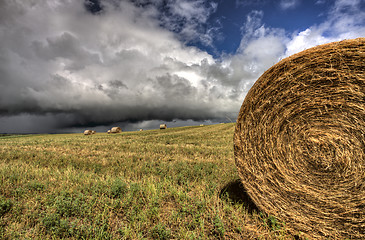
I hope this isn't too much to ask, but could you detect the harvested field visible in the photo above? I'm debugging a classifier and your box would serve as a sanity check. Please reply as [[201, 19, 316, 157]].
[[0, 123, 296, 239]]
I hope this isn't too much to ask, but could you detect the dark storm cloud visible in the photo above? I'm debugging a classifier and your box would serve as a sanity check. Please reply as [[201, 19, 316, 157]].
[[152, 74, 197, 100], [159, 0, 219, 46], [108, 80, 128, 89], [32, 32, 102, 71], [84, 0, 104, 14], [128, 0, 220, 47]]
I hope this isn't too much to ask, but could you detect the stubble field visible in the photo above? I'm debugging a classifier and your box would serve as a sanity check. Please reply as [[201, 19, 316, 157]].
[[0, 123, 294, 239]]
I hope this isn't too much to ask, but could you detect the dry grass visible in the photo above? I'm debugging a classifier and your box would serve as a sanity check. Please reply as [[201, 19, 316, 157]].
[[0, 124, 296, 239]]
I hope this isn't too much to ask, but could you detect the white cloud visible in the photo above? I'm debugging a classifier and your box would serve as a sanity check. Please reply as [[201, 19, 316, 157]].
[[279, 0, 300, 10], [315, 0, 326, 4], [235, 10, 288, 79], [284, 0, 365, 56], [232, 0, 364, 98], [284, 28, 330, 56], [241, 10, 265, 38]]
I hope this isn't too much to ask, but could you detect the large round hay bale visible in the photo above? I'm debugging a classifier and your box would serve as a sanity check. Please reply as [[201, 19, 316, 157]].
[[234, 38, 365, 239], [160, 124, 167, 129], [110, 127, 122, 133]]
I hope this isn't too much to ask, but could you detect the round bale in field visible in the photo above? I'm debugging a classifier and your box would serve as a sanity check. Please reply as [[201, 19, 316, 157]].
[[234, 38, 365, 239], [160, 124, 167, 130], [110, 127, 122, 133], [84, 130, 92, 135]]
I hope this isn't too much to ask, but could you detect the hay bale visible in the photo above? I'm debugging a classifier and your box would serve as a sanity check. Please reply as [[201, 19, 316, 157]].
[[234, 38, 365, 239], [139, 129, 143, 131], [91, 130, 96, 134], [160, 124, 167, 129], [110, 127, 122, 133], [84, 130, 92, 135], [107, 130, 111, 134]]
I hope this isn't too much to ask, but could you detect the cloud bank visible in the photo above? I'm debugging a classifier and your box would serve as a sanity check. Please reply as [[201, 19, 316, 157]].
[[0, 0, 364, 133]]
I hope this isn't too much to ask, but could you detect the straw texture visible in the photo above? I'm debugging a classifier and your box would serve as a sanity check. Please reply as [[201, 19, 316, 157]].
[[234, 38, 365, 239]]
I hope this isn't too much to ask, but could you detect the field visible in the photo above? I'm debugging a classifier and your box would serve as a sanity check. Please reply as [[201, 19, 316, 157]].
[[0, 123, 294, 239]]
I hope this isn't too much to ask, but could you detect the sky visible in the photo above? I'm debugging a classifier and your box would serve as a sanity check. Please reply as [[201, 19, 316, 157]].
[[0, 0, 364, 133]]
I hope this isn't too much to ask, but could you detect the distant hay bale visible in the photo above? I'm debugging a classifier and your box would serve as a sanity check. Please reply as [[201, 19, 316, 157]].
[[160, 124, 167, 129], [91, 130, 96, 134], [200, 124, 204, 126], [110, 127, 122, 133], [83, 130, 92, 135], [107, 130, 111, 134], [139, 129, 143, 131], [234, 38, 365, 239]]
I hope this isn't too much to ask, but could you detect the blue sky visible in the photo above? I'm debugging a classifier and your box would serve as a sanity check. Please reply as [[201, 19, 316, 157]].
[[193, 0, 332, 55], [0, 0, 364, 133], [152, 0, 362, 56]]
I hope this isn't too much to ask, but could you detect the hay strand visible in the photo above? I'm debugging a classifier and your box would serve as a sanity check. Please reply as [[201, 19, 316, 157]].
[[234, 38, 365, 239]]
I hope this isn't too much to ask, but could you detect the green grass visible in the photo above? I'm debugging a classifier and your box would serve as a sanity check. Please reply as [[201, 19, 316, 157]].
[[0, 123, 294, 239]]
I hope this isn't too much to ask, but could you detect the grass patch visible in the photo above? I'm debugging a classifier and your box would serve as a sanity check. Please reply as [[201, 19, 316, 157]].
[[0, 198, 12, 217]]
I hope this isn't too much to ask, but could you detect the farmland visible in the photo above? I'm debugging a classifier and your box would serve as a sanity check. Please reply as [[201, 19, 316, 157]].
[[0, 123, 294, 239]]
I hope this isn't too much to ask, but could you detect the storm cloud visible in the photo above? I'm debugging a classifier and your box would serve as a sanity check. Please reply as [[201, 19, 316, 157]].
[[0, 0, 364, 133]]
